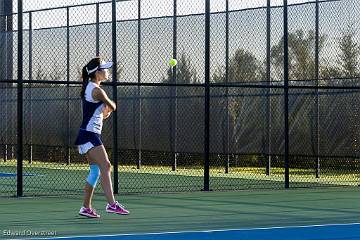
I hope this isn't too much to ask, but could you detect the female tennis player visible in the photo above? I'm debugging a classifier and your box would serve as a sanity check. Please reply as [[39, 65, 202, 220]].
[[75, 57, 129, 218]]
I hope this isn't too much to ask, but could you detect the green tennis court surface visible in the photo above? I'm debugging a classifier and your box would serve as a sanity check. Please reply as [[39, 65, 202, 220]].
[[1, 188, 360, 239]]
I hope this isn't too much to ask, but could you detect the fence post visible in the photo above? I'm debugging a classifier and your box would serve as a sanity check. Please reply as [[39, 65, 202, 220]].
[[266, 0, 272, 176], [171, 0, 178, 172], [17, 0, 24, 197], [28, 11, 33, 164], [2, 0, 13, 163], [137, 0, 142, 170], [224, 0, 230, 174], [315, 0, 320, 178], [111, 0, 119, 194], [203, 0, 210, 191], [96, 3, 100, 56], [66, 7, 71, 165], [0, 5, 5, 163], [283, 0, 290, 189]]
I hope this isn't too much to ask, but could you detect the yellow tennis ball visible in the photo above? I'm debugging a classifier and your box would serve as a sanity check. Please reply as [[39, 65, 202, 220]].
[[169, 58, 177, 67]]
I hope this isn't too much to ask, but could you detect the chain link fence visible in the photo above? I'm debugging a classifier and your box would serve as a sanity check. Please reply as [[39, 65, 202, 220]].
[[1, 0, 360, 197]]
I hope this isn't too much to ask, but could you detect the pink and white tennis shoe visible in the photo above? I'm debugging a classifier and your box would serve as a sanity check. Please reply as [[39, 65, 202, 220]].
[[79, 207, 100, 218], [106, 201, 130, 215]]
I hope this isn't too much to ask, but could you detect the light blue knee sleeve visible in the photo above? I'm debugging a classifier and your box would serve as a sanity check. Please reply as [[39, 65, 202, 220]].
[[87, 164, 100, 188]]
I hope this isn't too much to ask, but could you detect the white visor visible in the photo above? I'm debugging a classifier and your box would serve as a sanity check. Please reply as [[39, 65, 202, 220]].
[[87, 60, 113, 74], [99, 61, 113, 70]]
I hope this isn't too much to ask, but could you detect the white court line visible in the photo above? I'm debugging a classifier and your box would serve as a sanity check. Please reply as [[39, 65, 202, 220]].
[[28, 222, 360, 240]]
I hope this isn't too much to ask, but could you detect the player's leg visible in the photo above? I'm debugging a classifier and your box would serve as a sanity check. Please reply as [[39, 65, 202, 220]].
[[86, 145, 115, 204], [83, 183, 94, 209], [86, 145, 129, 215], [83, 156, 99, 209], [79, 161, 101, 218]]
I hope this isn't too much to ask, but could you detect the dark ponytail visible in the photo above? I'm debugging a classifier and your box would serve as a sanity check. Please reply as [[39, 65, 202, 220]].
[[80, 57, 102, 99], [81, 66, 89, 99]]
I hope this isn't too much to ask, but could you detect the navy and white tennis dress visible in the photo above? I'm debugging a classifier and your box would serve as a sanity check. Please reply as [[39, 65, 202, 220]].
[[75, 81, 105, 154]]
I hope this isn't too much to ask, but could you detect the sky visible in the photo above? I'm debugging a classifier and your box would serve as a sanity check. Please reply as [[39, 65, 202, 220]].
[[13, 0, 313, 14], [9, 0, 314, 31]]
